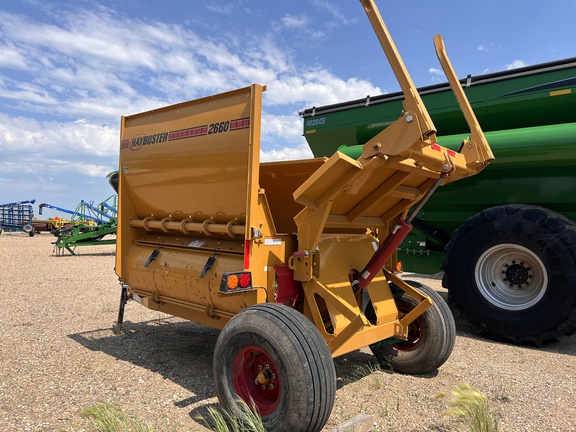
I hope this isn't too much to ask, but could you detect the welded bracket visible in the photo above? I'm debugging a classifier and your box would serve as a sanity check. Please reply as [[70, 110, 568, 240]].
[[289, 250, 320, 282]]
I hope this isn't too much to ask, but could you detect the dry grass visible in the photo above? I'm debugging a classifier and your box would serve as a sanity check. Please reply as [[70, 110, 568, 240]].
[[442, 383, 499, 432]]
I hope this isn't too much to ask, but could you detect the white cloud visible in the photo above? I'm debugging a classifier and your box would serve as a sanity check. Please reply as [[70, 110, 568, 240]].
[[261, 144, 313, 162], [506, 60, 527, 70], [428, 67, 445, 83], [0, 41, 28, 68], [0, 114, 118, 157], [0, 170, 63, 193], [261, 112, 306, 147], [206, 4, 235, 15], [429, 67, 444, 77], [476, 42, 501, 53], [312, 0, 357, 26], [67, 162, 116, 177], [0, 159, 113, 178], [265, 72, 381, 107], [281, 14, 309, 29], [0, 8, 377, 114], [0, 80, 59, 105], [0, 3, 381, 208]]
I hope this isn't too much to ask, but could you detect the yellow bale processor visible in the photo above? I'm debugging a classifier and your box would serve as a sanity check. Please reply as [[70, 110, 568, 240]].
[[113, 1, 493, 430]]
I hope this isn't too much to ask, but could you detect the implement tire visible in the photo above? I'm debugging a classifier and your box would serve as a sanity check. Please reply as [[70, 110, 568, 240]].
[[213, 303, 336, 432], [366, 281, 455, 374], [442, 204, 576, 345]]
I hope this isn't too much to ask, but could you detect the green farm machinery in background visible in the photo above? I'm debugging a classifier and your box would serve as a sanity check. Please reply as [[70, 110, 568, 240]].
[[32, 172, 120, 255], [2, 173, 118, 253], [301, 57, 576, 345], [42, 195, 117, 255]]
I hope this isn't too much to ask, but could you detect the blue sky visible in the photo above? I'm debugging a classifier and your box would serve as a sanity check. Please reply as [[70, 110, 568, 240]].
[[1, 0, 575, 218]]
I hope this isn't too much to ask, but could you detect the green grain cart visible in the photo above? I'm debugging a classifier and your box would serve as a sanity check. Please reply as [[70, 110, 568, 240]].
[[301, 58, 576, 345]]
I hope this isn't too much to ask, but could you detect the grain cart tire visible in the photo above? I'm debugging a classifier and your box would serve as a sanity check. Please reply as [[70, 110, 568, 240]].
[[213, 303, 336, 432], [442, 204, 576, 345], [365, 281, 455, 374]]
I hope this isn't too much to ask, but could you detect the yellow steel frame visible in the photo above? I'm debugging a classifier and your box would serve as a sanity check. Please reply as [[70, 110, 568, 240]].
[[115, 0, 494, 360], [288, 0, 494, 356]]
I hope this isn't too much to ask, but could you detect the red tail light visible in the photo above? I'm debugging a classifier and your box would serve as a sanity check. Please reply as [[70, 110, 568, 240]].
[[220, 272, 252, 293]]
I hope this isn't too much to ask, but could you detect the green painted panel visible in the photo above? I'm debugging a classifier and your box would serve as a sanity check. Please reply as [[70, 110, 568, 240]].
[[303, 58, 576, 157]]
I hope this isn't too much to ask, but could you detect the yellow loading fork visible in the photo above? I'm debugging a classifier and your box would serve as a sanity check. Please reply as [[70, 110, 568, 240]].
[[289, 0, 494, 357]]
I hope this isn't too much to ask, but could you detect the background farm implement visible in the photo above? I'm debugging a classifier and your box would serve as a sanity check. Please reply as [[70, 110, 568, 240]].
[[0, 199, 36, 236], [46, 196, 117, 255]]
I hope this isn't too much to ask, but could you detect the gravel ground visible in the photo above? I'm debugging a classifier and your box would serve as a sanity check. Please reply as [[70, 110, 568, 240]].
[[1, 232, 575, 431]]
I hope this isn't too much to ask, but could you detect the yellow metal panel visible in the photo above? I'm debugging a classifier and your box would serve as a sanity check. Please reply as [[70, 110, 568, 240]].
[[116, 85, 265, 284], [119, 85, 264, 224], [293, 152, 362, 209], [259, 158, 325, 234]]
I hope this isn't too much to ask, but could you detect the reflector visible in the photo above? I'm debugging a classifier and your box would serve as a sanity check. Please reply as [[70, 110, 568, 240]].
[[228, 274, 239, 290]]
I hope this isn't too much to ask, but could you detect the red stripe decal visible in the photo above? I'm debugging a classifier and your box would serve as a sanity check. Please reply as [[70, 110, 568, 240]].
[[230, 117, 250, 130], [168, 126, 208, 140], [244, 240, 250, 270]]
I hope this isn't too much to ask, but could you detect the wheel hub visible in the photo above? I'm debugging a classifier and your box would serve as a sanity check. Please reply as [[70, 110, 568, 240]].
[[504, 262, 530, 287], [475, 243, 548, 311], [256, 365, 275, 387], [233, 346, 280, 416]]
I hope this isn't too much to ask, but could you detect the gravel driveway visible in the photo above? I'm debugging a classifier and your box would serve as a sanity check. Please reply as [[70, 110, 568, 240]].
[[1, 233, 575, 431]]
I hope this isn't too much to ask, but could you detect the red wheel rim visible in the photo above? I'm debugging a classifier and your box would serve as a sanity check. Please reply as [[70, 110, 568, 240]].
[[392, 307, 423, 351], [233, 346, 281, 416]]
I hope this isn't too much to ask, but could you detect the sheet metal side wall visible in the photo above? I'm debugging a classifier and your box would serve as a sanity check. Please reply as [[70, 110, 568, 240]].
[[115, 85, 265, 281], [120, 85, 263, 222]]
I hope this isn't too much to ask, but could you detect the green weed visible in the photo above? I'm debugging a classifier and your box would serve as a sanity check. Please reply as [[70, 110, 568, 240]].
[[351, 362, 383, 390], [442, 383, 499, 432], [200, 398, 266, 432], [79, 402, 153, 432]]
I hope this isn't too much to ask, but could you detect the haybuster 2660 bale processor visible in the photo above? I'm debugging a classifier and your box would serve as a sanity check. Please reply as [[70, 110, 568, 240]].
[[114, 1, 494, 430]]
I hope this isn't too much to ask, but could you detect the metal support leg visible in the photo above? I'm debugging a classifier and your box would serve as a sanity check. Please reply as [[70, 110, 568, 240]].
[[116, 283, 128, 335]]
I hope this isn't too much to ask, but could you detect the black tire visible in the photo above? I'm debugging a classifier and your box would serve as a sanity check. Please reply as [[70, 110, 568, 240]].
[[22, 224, 33, 234], [442, 204, 576, 345], [56, 227, 73, 238], [366, 281, 455, 375], [213, 303, 336, 432]]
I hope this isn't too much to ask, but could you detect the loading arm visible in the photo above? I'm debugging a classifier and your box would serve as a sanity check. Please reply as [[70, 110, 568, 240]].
[[359, 0, 493, 181]]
